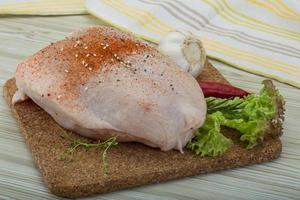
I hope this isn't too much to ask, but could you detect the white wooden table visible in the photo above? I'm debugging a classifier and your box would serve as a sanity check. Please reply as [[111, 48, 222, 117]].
[[0, 15, 299, 200]]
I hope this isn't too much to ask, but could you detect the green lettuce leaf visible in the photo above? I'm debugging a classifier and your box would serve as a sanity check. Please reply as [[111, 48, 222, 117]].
[[187, 112, 232, 156], [188, 80, 284, 157]]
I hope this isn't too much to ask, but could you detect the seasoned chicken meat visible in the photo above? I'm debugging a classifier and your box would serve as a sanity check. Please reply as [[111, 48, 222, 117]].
[[13, 26, 206, 152]]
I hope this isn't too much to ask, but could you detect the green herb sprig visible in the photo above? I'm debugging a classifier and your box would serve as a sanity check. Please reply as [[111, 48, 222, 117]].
[[59, 133, 118, 176]]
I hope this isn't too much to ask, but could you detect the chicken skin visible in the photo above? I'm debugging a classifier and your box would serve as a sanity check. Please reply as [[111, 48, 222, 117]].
[[13, 26, 206, 152]]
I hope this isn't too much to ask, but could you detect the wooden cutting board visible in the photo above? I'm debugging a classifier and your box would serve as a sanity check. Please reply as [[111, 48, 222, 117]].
[[3, 62, 282, 198]]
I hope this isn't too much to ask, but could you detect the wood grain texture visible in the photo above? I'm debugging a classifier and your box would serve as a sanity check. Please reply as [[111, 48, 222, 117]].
[[0, 15, 300, 200]]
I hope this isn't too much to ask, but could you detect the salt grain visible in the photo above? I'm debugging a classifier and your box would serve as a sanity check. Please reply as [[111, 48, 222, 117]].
[[74, 41, 80, 47]]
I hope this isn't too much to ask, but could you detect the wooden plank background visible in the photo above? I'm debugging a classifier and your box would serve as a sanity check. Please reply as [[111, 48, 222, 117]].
[[0, 15, 299, 200]]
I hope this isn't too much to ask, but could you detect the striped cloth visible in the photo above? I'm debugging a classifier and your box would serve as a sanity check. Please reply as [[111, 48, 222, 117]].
[[0, 0, 86, 15], [85, 0, 300, 88], [1, 0, 300, 88]]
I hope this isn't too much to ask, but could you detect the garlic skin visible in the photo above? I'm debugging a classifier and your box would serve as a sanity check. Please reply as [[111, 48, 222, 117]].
[[159, 30, 207, 78]]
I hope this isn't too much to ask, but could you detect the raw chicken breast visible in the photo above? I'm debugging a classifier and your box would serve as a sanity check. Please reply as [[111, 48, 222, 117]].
[[13, 26, 206, 152]]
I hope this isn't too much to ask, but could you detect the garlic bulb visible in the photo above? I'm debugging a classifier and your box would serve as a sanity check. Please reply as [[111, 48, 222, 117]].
[[159, 30, 207, 77]]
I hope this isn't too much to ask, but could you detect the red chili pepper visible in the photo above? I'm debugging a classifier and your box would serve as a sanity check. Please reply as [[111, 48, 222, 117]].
[[198, 80, 249, 98]]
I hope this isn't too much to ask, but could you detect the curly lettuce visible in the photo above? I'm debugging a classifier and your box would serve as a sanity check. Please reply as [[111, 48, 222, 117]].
[[188, 80, 284, 157], [187, 112, 232, 156]]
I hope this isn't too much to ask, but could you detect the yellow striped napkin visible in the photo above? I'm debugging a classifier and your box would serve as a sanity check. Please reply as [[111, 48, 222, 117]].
[[0, 0, 86, 15], [86, 0, 300, 88]]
